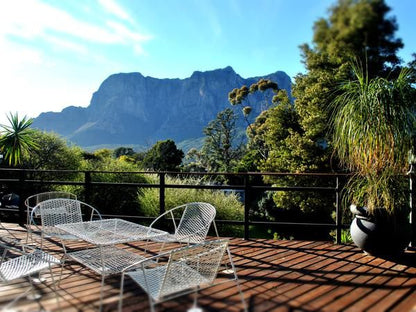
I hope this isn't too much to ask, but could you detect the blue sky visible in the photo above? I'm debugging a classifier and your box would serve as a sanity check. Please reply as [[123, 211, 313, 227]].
[[0, 0, 415, 126]]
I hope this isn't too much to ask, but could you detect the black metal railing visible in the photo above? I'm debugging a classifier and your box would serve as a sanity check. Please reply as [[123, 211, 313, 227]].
[[1, 168, 415, 245]]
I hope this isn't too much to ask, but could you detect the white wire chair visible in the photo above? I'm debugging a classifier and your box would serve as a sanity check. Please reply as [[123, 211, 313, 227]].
[[25, 191, 77, 243], [118, 239, 247, 312], [0, 220, 61, 311], [146, 202, 219, 250], [30, 198, 102, 254]]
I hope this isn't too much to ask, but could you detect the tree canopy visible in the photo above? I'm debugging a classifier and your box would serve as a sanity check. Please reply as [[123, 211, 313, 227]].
[[142, 139, 184, 171], [200, 108, 244, 172], [290, 0, 404, 174]]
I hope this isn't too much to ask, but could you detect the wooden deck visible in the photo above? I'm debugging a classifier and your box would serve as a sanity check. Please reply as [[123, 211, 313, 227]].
[[2, 222, 416, 312]]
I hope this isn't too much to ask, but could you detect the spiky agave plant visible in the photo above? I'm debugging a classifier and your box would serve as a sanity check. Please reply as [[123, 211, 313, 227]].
[[0, 112, 38, 166], [330, 65, 416, 214]]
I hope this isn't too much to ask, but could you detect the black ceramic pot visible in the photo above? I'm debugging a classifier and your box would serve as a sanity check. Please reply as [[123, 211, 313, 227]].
[[349, 205, 410, 256]]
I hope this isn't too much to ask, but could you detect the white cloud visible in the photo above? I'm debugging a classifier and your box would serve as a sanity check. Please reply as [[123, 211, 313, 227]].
[[106, 20, 153, 43], [0, 0, 152, 49], [0, 0, 154, 126], [98, 0, 134, 23], [44, 34, 89, 55]]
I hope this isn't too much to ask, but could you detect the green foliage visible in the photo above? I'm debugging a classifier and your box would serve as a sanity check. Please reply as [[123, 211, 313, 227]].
[[93, 148, 112, 160], [291, 0, 404, 171], [138, 175, 244, 236], [64, 156, 149, 215], [200, 108, 244, 173], [0, 113, 38, 166], [142, 139, 184, 171], [330, 229, 352, 244], [330, 66, 416, 212], [113, 147, 135, 159], [251, 0, 406, 222], [228, 78, 278, 108], [228, 79, 280, 160], [182, 148, 206, 172], [23, 130, 83, 170]]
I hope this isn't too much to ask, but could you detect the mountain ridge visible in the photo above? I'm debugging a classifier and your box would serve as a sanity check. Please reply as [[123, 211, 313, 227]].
[[32, 66, 292, 149]]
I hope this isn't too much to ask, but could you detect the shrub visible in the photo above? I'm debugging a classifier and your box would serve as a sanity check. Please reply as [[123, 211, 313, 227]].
[[61, 157, 149, 215], [138, 175, 244, 236]]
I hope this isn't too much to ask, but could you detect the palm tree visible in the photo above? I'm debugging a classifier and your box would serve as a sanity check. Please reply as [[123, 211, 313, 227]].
[[0, 113, 38, 166], [330, 65, 416, 213]]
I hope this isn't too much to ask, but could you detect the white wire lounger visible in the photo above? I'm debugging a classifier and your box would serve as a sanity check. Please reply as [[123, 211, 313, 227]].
[[118, 239, 247, 312]]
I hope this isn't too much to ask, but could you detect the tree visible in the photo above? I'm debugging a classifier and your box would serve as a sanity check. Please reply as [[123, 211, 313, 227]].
[[230, 0, 407, 239], [23, 130, 83, 170], [0, 113, 38, 166], [182, 148, 206, 172], [292, 0, 404, 173], [113, 147, 135, 159], [200, 108, 244, 172], [142, 140, 184, 171], [227, 79, 281, 171], [229, 79, 279, 156]]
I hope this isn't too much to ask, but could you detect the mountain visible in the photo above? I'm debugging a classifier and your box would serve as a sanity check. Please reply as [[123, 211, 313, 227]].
[[32, 66, 292, 150]]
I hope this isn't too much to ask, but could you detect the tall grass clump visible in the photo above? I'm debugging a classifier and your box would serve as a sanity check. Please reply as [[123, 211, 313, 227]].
[[138, 175, 244, 236]]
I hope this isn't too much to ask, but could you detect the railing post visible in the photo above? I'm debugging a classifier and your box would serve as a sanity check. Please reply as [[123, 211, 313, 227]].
[[159, 172, 165, 216], [18, 169, 26, 226], [335, 176, 342, 244], [408, 166, 416, 248], [84, 171, 92, 203], [243, 175, 250, 240]]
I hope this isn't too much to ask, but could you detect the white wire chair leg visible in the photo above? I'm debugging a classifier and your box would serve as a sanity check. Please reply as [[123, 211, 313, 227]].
[[118, 273, 125, 312], [226, 247, 247, 312], [98, 246, 107, 312], [99, 274, 106, 312], [47, 261, 61, 311], [25, 209, 33, 244], [1, 283, 34, 311], [149, 294, 156, 312], [187, 286, 203, 312], [2, 267, 60, 312], [156, 241, 168, 259], [54, 237, 69, 286], [212, 221, 220, 239], [143, 239, 151, 253]]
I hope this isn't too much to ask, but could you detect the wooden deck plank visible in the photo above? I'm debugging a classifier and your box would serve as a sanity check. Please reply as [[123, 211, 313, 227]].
[[1, 223, 416, 312]]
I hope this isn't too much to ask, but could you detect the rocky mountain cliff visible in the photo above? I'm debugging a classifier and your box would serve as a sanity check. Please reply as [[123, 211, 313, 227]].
[[32, 66, 292, 149]]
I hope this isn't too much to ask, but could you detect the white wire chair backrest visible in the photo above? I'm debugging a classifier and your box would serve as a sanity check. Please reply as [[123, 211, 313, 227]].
[[159, 239, 227, 298], [38, 198, 83, 236], [174, 202, 216, 243], [25, 191, 77, 212], [33, 198, 101, 238]]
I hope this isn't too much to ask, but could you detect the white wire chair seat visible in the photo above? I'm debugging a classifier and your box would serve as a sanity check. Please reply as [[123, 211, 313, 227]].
[[0, 247, 60, 282], [67, 245, 148, 276], [118, 239, 247, 312], [25, 191, 77, 243], [30, 198, 102, 252], [0, 221, 61, 310], [146, 202, 219, 245]]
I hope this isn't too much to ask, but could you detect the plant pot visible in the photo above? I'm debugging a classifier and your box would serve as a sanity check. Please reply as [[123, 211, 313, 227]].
[[349, 205, 411, 256]]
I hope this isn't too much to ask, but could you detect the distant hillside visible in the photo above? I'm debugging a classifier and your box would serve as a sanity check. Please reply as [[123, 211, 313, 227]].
[[32, 66, 292, 150]]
